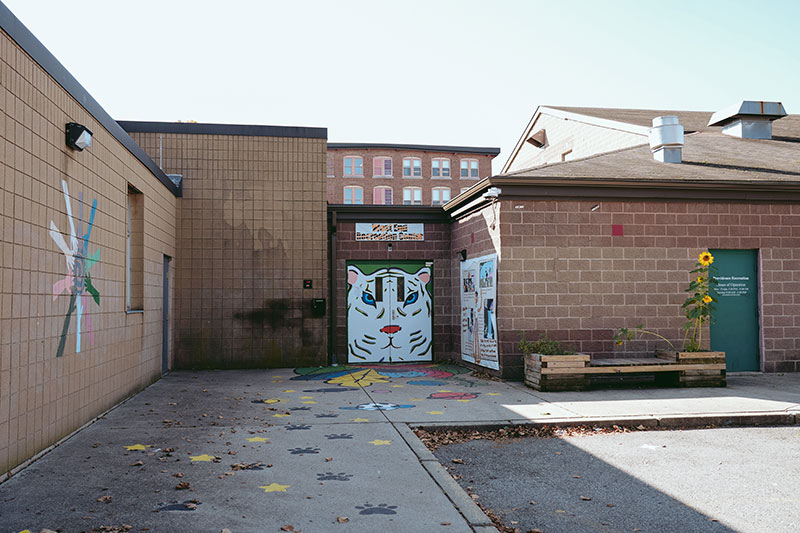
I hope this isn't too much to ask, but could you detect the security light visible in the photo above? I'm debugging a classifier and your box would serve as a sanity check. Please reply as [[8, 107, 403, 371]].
[[458, 250, 467, 262], [66, 122, 92, 151]]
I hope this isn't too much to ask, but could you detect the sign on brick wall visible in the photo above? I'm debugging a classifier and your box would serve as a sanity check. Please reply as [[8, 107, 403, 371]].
[[460, 253, 498, 370], [355, 223, 424, 242]]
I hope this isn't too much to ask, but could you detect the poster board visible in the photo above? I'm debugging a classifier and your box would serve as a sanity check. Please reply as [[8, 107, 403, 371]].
[[460, 253, 498, 370]]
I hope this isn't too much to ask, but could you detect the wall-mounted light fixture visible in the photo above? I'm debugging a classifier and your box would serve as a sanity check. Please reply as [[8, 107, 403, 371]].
[[387, 243, 392, 252], [591, 204, 600, 212], [66, 122, 92, 151], [458, 249, 467, 262]]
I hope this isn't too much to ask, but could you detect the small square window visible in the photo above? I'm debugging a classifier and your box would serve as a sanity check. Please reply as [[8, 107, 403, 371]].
[[432, 187, 450, 205], [432, 158, 450, 178], [403, 158, 421, 177], [460, 159, 479, 178], [344, 186, 363, 204], [403, 187, 422, 205], [344, 156, 363, 177], [373, 157, 392, 177], [373, 187, 393, 205]]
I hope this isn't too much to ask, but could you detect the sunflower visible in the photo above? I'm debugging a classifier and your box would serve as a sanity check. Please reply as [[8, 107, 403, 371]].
[[696, 276, 704, 283], [702, 295, 713, 304], [698, 251, 714, 266]]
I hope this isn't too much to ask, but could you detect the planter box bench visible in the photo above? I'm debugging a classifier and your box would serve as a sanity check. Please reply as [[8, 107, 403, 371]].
[[524, 351, 726, 392]]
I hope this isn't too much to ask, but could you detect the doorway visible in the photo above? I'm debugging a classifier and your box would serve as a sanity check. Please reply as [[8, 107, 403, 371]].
[[162, 255, 171, 374], [346, 260, 433, 363], [709, 249, 760, 371]]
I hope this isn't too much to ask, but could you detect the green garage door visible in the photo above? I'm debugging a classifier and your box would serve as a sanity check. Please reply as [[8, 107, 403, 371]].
[[709, 249, 760, 371]]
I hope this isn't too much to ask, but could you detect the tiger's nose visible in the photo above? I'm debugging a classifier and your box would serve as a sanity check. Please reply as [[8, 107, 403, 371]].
[[381, 325, 401, 334]]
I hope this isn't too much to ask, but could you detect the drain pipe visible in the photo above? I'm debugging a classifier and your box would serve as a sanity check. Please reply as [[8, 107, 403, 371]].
[[329, 210, 338, 365]]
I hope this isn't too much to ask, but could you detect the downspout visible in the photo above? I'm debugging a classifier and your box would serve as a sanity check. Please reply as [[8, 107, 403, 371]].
[[329, 210, 338, 365]]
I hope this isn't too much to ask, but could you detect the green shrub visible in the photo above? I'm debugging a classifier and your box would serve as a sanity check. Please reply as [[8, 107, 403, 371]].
[[518, 332, 575, 356]]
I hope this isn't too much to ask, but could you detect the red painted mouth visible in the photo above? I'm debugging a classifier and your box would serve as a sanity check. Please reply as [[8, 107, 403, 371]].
[[380, 325, 401, 335]]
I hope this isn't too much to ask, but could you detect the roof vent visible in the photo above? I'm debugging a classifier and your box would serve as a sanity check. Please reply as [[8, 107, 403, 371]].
[[648, 116, 683, 163], [526, 129, 547, 148], [707, 100, 787, 139]]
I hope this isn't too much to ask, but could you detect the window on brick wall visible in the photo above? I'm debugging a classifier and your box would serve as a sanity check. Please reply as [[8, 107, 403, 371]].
[[373, 186, 393, 205], [372, 156, 392, 177], [327, 155, 335, 177], [126, 184, 144, 311], [460, 159, 479, 178], [431, 187, 450, 205], [344, 156, 363, 176], [432, 158, 450, 178], [344, 186, 363, 204], [403, 157, 422, 177], [403, 187, 422, 205]]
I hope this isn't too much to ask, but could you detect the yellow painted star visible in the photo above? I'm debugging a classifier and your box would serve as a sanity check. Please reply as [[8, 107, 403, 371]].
[[369, 439, 391, 446], [352, 418, 369, 422], [190, 454, 217, 462], [273, 413, 290, 418], [283, 389, 295, 393], [263, 398, 282, 404], [487, 393, 501, 396], [247, 436, 269, 443], [428, 411, 444, 415], [124, 444, 148, 451], [302, 401, 317, 404], [391, 384, 405, 388], [259, 483, 290, 493], [437, 390, 452, 393], [300, 396, 313, 400], [457, 399, 471, 403], [410, 398, 425, 401]]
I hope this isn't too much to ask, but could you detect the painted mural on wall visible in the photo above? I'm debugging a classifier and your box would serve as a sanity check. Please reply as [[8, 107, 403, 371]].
[[460, 253, 498, 370], [346, 261, 433, 363], [50, 180, 100, 358]]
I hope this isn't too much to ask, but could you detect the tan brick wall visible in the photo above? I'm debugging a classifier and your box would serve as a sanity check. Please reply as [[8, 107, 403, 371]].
[[327, 148, 494, 205], [129, 131, 328, 368], [505, 112, 646, 172], [0, 29, 177, 474], [491, 198, 800, 375]]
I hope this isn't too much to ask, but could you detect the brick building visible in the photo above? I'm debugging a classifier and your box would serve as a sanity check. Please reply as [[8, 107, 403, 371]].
[[326, 143, 499, 206]]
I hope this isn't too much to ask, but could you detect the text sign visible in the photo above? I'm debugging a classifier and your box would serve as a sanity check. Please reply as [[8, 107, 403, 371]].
[[355, 223, 424, 242], [716, 276, 751, 297]]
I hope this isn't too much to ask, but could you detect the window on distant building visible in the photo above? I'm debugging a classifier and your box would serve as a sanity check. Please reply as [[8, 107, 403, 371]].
[[372, 157, 392, 177], [344, 156, 363, 177], [403, 187, 422, 205], [344, 186, 363, 204], [327, 155, 335, 177], [432, 187, 451, 206], [460, 159, 479, 178], [432, 158, 450, 178], [373, 186, 393, 205], [403, 157, 422, 177]]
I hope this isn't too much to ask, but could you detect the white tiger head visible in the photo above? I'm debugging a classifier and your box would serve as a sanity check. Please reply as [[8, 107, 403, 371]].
[[347, 265, 433, 363]]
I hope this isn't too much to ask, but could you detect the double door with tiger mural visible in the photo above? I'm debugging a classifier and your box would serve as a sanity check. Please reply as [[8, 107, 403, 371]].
[[346, 260, 434, 363]]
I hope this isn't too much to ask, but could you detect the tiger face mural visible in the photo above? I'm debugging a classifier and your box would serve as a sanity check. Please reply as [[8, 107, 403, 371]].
[[346, 263, 433, 363]]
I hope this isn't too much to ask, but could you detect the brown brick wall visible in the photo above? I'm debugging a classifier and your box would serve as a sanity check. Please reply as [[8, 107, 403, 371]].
[[491, 198, 800, 376], [333, 221, 456, 362], [129, 131, 328, 369], [1, 29, 178, 474], [327, 148, 494, 205]]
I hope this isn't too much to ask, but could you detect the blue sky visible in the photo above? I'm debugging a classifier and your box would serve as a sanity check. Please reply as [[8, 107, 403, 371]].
[[4, 0, 798, 172]]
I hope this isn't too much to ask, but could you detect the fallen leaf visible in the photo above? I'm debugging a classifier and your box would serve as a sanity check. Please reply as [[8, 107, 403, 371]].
[[337, 516, 349, 523], [441, 522, 451, 526], [581, 496, 592, 501], [175, 482, 191, 490], [529, 500, 536, 505], [184, 502, 198, 510], [573, 475, 581, 479], [221, 529, 232, 533], [96, 495, 112, 503], [325, 457, 333, 462], [451, 458, 464, 464], [470, 494, 479, 500], [607, 504, 615, 508], [280, 526, 295, 532], [129, 460, 143, 467], [173, 472, 184, 478]]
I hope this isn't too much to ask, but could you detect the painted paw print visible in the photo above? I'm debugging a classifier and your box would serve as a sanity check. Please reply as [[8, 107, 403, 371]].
[[315, 413, 339, 418], [324, 433, 353, 440], [356, 502, 398, 515], [288, 447, 320, 455], [290, 406, 311, 411], [285, 424, 312, 431], [317, 472, 353, 481]]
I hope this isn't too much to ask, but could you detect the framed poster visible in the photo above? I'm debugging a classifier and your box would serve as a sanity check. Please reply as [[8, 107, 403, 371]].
[[460, 253, 498, 370]]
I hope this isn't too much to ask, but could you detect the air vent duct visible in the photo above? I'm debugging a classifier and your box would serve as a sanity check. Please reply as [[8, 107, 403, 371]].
[[648, 116, 683, 163], [707, 101, 787, 139]]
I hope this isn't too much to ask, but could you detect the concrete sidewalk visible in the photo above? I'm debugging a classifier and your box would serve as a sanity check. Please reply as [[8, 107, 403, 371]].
[[1, 365, 798, 533]]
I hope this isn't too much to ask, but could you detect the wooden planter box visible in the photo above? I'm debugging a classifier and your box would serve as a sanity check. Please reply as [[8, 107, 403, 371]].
[[655, 350, 726, 387], [524, 353, 591, 392]]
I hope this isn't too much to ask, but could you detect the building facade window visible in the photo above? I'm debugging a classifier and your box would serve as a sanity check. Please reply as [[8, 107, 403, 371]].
[[403, 187, 422, 205], [460, 159, 479, 178], [344, 186, 363, 204], [372, 157, 392, 177], [431, 187, 451, 205], [344, 156, 363, 177], [327, 155, 335, 177], [373, 186, 393, 205], [432, 158, 450, 178], [126, 184, 144, 311], [403, 157, 422, 177]]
